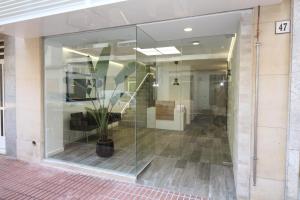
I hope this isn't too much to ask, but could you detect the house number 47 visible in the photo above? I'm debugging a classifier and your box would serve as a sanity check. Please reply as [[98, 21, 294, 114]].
[[275, 20, 291, 34]]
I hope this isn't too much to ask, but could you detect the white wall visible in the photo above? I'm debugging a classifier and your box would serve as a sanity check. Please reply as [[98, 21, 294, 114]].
[[193, 73, 210, 111], [191, 71, 227, 116], [156, 63, 192, 124], [157, 62, 228, 123]]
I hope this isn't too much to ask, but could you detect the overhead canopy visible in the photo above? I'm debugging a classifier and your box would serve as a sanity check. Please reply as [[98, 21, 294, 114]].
[[0, 0, 281, 37]]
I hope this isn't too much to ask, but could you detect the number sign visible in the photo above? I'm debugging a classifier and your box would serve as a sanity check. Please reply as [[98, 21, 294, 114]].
[[275, 20, 291, 34]]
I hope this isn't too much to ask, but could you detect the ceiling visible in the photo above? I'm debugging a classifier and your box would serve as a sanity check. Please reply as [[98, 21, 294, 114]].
[[44, 9, 237, 72], [0, 0, 281, 37], [45, 16, 234, 63], [138, 12, 240, 42]]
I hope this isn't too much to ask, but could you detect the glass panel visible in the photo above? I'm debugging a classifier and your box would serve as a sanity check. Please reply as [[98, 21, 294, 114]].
[[44, 26, 138, 175], [135, 27, 156, 173], [135, 31, 234, 197]]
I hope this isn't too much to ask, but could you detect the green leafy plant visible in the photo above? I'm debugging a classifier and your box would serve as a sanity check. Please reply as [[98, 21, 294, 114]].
[[85, 46, 135, 142]]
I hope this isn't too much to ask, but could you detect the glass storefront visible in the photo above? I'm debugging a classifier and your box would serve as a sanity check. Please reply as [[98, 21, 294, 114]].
[[44, 23, 232, 191]]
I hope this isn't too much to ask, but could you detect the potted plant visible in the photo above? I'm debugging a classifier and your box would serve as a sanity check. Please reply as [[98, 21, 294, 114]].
[[84, 46, 135, 157]]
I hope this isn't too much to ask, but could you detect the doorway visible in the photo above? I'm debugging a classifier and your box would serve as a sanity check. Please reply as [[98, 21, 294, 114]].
[[135, 15, 239, 199]]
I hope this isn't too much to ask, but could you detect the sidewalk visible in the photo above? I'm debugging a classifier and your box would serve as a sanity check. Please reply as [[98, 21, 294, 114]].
[[0, 156, 205, 200]]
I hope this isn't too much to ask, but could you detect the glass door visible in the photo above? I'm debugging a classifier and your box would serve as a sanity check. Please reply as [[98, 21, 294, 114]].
[[135, 27, 157, 173], [0, 63, 5, 154]]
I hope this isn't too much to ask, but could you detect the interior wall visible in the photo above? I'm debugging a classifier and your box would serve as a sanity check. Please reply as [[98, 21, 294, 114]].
[[156, 62, 228, 124], [193, 72, 210, 111], [157, 63, 192, 124]]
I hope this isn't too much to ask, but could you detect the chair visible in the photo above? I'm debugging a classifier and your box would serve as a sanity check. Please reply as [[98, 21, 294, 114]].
[[69, 112, 97, 143]]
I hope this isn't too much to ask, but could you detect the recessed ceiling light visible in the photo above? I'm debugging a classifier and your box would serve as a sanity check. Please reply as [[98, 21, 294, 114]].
[[192, 41, 200, 46], [134, 48, 162, 56], [156, 46, 181, 55], [184, 27, 193, 32], [134, 46, 181, 56]]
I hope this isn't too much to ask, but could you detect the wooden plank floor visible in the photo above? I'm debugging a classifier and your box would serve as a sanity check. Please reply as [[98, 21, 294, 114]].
[[51, 116, 236, 199]]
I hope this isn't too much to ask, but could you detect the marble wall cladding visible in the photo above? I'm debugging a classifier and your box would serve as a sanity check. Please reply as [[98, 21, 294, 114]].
[[234, 10, 253, 200], [286, 0, 300, 199], [289, 72, 300, 132], [286, 149, 300, 200], [226, 10, 254, 200], [4, 35, 17, 157], [250, 0, 291, 199], [15, 38, 44, 162], [251, 177, 285, 200]]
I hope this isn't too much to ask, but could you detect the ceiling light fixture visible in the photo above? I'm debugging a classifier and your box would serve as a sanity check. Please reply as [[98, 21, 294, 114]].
[[192, 41, 200, 46], [134, 46, 180, 56], [134, 48, 162, 56], [184, 27, 193, 32], [156, 46, 180, 55]]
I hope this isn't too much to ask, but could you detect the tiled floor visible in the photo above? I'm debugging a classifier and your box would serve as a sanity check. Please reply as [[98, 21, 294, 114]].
[[51, 115, 236, 199], [0, 156, 205, 200], [138, 117, 236, 199], [51, 125, 152, 175]]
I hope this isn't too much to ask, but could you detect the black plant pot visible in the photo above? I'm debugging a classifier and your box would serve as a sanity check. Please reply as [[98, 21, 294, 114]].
[[96, 139, 114, 157]]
